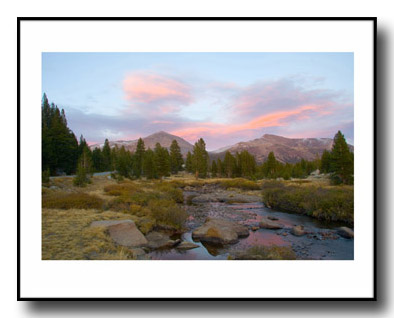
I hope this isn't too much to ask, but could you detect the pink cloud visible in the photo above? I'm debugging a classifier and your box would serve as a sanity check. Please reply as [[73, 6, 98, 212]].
[[123, 72, 193, 104], [170, 104, 323, 142], [152, 120, 174, 124], [228, 79, 340, 121]]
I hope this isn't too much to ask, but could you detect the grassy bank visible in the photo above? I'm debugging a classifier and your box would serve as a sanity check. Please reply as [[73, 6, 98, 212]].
[[261, 180, 354, 225], [42, 176, 191, 259]]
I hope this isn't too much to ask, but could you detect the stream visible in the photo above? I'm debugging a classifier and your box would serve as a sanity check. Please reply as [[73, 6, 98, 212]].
[[150, 191, 354, 260]]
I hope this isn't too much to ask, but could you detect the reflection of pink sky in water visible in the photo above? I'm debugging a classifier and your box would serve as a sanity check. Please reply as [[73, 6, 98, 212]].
[[236, 230, 290, 249], [151, 202, 353, 260]]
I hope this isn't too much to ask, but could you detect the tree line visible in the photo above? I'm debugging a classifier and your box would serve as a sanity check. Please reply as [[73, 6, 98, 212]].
[[42, 93, 79, 176], [42, 94, 354, 185]]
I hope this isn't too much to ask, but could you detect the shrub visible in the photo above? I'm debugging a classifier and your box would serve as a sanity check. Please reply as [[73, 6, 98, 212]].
[[220, 178, 261, 190], [241, 245, 297, 260], [73, 165, 91, 187], [148, 199, 187, 230], [262, 182, 354, 225], [168, 180, 187, 188], [103, 182, 138, 196], [154, 182, 184, 203], [135, 217, 156, 234], [42, 192, 104, 210], [110, 172, 124, 182], [130, 192, 161, 206]]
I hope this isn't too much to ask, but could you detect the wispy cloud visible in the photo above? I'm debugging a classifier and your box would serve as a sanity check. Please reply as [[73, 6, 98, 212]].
[[65, 72, 353, 150], [122, 72, 193, 115]]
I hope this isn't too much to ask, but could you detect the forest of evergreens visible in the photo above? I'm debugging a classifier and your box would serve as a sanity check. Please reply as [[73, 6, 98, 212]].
[[42, 94, 354, 186]]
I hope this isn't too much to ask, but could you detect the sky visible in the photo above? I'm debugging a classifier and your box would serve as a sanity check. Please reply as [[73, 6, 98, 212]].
[[42, 52, 354, 150]]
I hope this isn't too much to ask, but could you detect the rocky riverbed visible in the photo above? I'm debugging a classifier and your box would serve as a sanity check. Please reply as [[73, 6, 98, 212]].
[[148, 184, 354, 260]]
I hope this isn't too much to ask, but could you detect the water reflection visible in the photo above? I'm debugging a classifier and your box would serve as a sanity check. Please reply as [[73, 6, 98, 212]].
[[149, 202, 354, 260]]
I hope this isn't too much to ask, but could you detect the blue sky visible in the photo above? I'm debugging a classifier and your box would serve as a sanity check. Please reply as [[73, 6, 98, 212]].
[[42, 52, 354, 150]]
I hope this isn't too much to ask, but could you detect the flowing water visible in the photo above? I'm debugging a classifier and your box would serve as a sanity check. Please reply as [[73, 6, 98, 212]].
[[150, 195, 354, 260]]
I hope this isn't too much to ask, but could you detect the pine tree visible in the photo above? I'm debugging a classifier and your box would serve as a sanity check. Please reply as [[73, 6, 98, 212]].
[[154, 143, 170, 179], [192, 138, 209, 178], [110, 146, 118, 172], [73, 146, 93, 186], [238, 150, 257, 178], [320, 150, 331, 173], [102, 139, 112, 171], [92, 148, 103, 172], [185, 151, 193, 173], [264, 151, 278, 179], [116, 146, 132, 178], [330, 131, 353, 184], [134, 138, 145, 178], [143, 148, 157, 179], [211, 160, 218, 178], [223, 151, 236, 178], [169, 140, 184, 174], [217, 158, 223, 177], [42, 94, 78, 175], [78, 135, 88, 157]]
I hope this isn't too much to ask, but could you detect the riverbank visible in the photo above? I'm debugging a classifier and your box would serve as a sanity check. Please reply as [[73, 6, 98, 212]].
[[42, 173, 354, 260]]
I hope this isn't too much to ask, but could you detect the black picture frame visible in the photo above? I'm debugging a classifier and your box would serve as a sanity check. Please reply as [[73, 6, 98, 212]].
[[17, 17, 377, 301]]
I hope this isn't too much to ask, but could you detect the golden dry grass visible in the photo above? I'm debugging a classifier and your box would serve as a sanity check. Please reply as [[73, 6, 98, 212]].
[[42, 208, 135, 260]]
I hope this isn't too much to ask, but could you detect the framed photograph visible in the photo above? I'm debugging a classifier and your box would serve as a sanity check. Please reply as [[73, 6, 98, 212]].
[[18, 17, 376, 300]]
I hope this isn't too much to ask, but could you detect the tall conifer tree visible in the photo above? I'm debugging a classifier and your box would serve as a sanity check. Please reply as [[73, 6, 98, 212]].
[[169, 140, 184, 174], [134, 138, 145, 178], [330, 131, 353, 184], [192, 138, 209, 178]]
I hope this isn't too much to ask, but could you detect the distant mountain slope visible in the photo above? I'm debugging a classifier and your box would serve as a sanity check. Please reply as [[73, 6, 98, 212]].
[[90, 131, 194, 156], [211, 134, 354, 164]]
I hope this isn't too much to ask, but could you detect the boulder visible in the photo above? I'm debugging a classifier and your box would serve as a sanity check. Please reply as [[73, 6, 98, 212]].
[[291, 225, 306, 236], [192, 218, 249, 245], [267, 216, 279, 221], [259, 218, 284, 230], [107, 222, 148, 247], [337, 227, 354, 239], [145, 231, 180, 249], [90, 219, 148, 247], [90, 220, 135, 228], [176, 241, 200, 250]]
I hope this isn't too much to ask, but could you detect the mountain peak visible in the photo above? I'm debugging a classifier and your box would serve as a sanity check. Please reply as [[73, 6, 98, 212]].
[[90, 130, 194, 156], [211, 133, 353, 164]]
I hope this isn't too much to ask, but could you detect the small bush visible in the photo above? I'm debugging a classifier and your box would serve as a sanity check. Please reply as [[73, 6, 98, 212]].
[[220, 178, 261, 190], [42, 192, 104, 210], [103, 182, 138, 196], [130, 192, 161, 206], [110, 172, 124, 182], [73, 165, 91, 187], [168, 180, 187, 188], [148, 199, 187, 230], [154, 182, 184, 203], [135, 217, 156, 234], [242, 245, 296, 260]]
